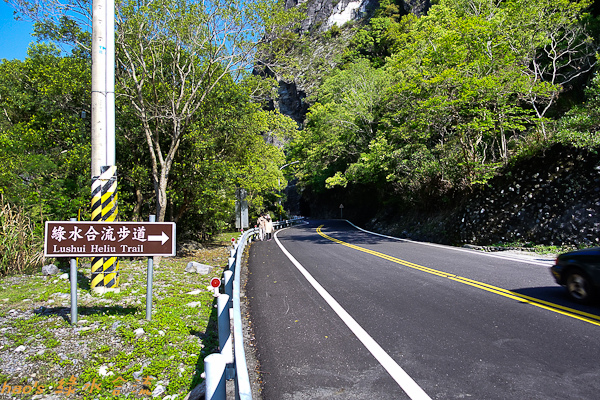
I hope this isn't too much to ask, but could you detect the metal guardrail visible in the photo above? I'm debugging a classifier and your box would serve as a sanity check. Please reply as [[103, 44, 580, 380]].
[[204, 217, 304, 400]]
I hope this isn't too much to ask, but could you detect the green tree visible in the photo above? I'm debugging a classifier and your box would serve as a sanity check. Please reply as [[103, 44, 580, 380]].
[[0, 44, 91, 221], [168, 76, 296, 234], [379, 0, 595, 192], [496, 0, 598, 139], [289, 59, 390, 190], [556, 72, 600, 147], [115, 0, 301, 222], [9, 0, 92, 55]]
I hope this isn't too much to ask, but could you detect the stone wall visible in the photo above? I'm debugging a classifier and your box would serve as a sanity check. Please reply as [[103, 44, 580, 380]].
[[367, 144, 600, 247], [456, 144, 600, 247]]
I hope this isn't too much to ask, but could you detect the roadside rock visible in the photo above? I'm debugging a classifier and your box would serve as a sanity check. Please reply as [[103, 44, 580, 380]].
[[185, 262, 214, 275], [152, 384, 166, 397], [184, 381, 206, 400], [41, 264, 60, 276], [178, 240, 204, 254]]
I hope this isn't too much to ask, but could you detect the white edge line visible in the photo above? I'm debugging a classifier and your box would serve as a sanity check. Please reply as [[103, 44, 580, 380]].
[[274, 230, 432, 400], [343, 220, 553, 267]]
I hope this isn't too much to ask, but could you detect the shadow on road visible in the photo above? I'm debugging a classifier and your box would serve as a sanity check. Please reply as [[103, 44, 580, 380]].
[[512, 286, 600, 316]]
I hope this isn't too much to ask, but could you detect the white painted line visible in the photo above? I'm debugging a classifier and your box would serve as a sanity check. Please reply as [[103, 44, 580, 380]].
[[344, 220, 553, 267], [274, 231, 432, 400]]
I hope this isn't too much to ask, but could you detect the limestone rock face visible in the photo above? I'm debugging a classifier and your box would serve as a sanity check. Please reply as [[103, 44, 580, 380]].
[[277, 81, 308, 129], [284, 0, 378, 32], [272, 0, 430, 126], [401, 0, 430, 16], [284, 0, 430, 32]]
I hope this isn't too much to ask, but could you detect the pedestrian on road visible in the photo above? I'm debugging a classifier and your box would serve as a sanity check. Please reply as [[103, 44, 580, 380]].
[[257, 214, 266, 241], [265, 214, 274, 241]]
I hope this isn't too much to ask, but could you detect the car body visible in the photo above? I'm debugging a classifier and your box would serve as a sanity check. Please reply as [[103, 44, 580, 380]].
[[551, 247, 600, 303]]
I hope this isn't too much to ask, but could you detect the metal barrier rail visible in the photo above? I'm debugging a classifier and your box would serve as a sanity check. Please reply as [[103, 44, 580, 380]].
[[204, 217, 304, 400]]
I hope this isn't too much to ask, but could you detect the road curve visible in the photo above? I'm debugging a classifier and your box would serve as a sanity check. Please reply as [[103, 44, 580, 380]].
[[245, 219, 600, 400]]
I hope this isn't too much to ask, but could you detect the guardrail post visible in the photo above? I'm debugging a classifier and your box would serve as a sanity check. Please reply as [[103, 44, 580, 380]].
[[204, 353, 227, 400], [218, 294, 233, 363], [224, 271, 233, 308]]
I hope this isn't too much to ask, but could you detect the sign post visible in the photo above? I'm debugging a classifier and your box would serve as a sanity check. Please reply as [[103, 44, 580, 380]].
[[339, 204, 344, 219], [45, 219, 176, 323], [69, 218, 78, 324], [146, 215, 156, 320]]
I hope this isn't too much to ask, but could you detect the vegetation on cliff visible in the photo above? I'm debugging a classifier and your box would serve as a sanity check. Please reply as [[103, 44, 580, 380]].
[[287, 0, 600, 213]]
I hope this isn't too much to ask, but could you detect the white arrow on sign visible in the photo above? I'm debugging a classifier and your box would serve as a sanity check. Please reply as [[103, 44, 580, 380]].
[[148, 231, 170, 245]]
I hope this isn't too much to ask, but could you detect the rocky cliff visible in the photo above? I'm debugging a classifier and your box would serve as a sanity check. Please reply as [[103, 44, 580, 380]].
[[272, 0, 431, 126], [284, 0, 430, 32], [284, 0, 379, 33]]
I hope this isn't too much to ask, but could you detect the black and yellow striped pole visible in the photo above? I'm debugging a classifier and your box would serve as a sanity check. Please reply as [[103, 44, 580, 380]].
[[91, 165, 120, 293], [90, 0, 116, 294]]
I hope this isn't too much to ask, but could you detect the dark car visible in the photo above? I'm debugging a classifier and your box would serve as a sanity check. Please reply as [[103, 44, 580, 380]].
[[551, 247, 600, 303]]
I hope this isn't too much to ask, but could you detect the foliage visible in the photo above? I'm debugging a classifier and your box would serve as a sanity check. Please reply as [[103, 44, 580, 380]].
[[0, 43, 91, 220], [9, 0, 93, 54], [168, 76, 296, 235], [0, 44, 92, 275], [342, 17, 399, 67], [555, 71, 600, 147], [290, 59, 390, 191], [289, 0, 600, 207], [114, 0, 301, 223]]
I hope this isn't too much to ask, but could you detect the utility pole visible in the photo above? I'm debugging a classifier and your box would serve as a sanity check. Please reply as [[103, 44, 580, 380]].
[[91, 0, 119, 293]]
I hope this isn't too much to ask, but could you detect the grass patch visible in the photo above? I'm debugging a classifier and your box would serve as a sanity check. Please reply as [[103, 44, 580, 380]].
[[489, 241, 585, 255], [0, 243, 229, 398]]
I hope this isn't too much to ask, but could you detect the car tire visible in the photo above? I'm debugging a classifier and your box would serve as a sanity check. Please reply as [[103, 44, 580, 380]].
[[565, 269, 595, 304]]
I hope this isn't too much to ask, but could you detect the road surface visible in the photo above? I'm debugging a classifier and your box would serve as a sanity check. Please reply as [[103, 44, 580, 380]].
[[245, 219, 600, 399]]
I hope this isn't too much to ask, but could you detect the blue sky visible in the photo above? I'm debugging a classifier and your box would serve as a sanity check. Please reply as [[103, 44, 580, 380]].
[[0, 2, 36, 60]]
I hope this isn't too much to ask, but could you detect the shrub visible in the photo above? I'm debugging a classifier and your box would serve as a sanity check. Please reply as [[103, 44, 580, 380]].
[[0, 195, 44, 276]]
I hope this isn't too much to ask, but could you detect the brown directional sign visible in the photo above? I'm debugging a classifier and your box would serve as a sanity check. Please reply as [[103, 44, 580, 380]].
[[44, 221, 176, 257]]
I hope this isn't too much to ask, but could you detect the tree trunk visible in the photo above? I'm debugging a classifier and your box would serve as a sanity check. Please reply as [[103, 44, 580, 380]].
[[156, 171, 169, 223]]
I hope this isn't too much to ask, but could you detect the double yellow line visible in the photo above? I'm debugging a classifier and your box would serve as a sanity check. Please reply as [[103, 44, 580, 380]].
[[316, 225, 600, 326]]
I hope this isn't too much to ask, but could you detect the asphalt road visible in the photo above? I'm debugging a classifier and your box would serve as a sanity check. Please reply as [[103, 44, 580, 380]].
[[245, 219, 600, 400]]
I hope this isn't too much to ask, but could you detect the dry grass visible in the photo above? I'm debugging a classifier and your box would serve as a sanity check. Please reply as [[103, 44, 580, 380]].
[[0, 196, 44, 277]]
